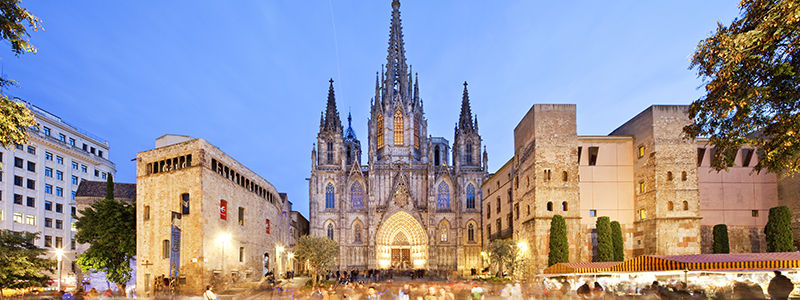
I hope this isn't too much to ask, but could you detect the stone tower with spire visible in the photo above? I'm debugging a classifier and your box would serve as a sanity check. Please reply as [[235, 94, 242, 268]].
[[309, 0, 488, 275]]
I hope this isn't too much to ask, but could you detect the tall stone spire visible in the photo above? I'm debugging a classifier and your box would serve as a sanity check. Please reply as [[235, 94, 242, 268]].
[[322, 78, 343, 133], [458, 81, 474, 132], [384, 0, 409, 103]]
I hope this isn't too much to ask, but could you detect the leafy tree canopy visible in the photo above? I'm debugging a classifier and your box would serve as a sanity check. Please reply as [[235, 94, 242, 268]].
[[0, 230, 56, 299], [765, 205, 794, 252], [548, 214, 569, 267], [685, 0, 800, 175], [294, 235, 338, 288], [74, 178, 136, 292]]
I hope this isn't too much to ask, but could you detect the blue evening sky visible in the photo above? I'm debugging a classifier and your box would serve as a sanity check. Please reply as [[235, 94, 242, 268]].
[[4, 1, 740, 218]]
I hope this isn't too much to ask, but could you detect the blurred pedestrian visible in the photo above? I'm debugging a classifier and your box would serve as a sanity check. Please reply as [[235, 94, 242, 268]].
[[769, 271, 794, 300]]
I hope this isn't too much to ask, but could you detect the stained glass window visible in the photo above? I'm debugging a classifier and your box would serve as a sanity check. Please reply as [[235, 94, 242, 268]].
[[327, 223, 334, 240], [394, 110, 404, 145], [466, 140, 473, 165], [440, 222, 448, 242], [437, 182, 450, 209], [414, 117, 420, 149], [466, 184, 475, 209], [354, 222, 362, 243], [351, 181, 364, 209], [325, 183, 335, 209], [377, 113, 384, 149], [468, 223, 475, 241]]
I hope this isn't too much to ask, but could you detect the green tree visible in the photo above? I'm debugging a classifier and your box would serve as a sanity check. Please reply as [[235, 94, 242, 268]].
[[765, 206, 794, 252], [485, 239, 526, 279], [294, 235, 339, 288], [595, 216, 613, 262], [105, 173, 114, 200], [548, 214, 569, 266], [0, 230, 56, 300], [0, 0, 40, 160], [610, 221, 624, 261], [74, 176, 136, 292], [685, 0, 800, 175], [712, 224, 730, 253]]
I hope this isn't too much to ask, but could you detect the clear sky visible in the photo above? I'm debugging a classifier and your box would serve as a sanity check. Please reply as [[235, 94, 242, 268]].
[[4, 1, 741, 219]]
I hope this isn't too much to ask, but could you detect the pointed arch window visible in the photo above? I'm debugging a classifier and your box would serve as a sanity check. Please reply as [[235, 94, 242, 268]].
[[466, 140, 473, 165], [468, 223, 475, 242], [414, 117, 420, 149], [376, 113, 384, 149], [394, 110, 404, 145], [437, 182, 450, 210], [327, 223, 334, 240], [354, 222, 363, 243], [350, 181, 364, 210], [440, 221, 448, 242], [325, 183, 335, 209], [327, 140, 334, 164], [466, 184, 476, 209]]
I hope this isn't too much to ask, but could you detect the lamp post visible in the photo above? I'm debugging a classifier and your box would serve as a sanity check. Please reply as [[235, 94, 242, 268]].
[[55, 248, 64, 291]]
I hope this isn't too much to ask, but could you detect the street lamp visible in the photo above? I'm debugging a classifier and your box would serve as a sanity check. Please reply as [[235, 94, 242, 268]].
[[55, 248, 64, 291]]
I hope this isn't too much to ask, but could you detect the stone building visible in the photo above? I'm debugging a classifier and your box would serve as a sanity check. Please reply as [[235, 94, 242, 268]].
[[136, 135, 290, 295], [308, 0, 488, 275], [484, 104, 792, 274]]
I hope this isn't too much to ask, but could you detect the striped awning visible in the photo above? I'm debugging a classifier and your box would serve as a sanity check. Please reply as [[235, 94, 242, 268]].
[[610, 252, 800, 273], [543, 262, 623, 275]]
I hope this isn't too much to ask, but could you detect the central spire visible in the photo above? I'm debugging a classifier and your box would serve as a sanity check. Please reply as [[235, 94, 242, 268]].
[[384, 0, 409, 103], [458, 81, 474, 132]]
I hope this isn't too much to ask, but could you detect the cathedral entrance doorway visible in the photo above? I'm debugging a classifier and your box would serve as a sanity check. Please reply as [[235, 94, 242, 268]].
[[375, 211, 428, 270]]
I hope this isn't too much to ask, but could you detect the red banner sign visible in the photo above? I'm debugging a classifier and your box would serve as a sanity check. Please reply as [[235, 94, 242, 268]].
[[266, 219, 270, 234], [220, 200, 228, 220]]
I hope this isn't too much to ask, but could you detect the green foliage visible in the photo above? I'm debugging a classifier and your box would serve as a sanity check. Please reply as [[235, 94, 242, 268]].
[[610, 221, 624, 262], [765, 206, 794, 252], [595, 217, 613, 262], [548, 215, 569, 267], [294, 235, 339, 288], [485, 239, 526, 279], [74, 196, 137, 291], [685, 0, 800, 175], [105, 173, 114, 200], [712, 224, 730, 253], [0, 230, 56, 298]]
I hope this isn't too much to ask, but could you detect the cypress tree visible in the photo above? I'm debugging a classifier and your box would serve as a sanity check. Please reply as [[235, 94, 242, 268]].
[[596, 216, 613, 262], [712, 224, 730, 253], [611, 221, 624, 261], [765, 206, 794, 252], [548, 214, 569, 266], [105, 173, 114, 200]]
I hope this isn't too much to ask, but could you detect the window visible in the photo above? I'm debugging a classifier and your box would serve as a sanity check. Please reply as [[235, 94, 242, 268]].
[[72, 176, 78, 185], [466, 184, 475, 209], [514, 203, 519, 219], [46, 152, 53, 160], [101, 172, 106, 179], [589, 210, 597, 217], [742, 148, 754, 167], [82, 144, 87, 151], [638, 146, 645, 158], [45, 235, 52, 247], [414, 117, 420, 149], [376, 113, 384, 149], [15, 144, 22, 150], [26, 214, 35, 225], [27, 179, 35, 189], [56, 156, 63, 164], [562, 171, 568, 182], [639, 182, 645, 194], [55, 237, 62, 248], [588, 146, 599, 165], [394, 110, 404, 145], [45, 201, 53, 211], [56, 219, 63, 229], [496, 197, 501, 213], [466, 140, 473, 165], [27, 146, 35, 154], [181, 193, 190, 215], [56, 170, 63, 180], [43, 126, 50, 136], [13, 212, 23, 223], [45, 184, 52, 194], [354, 222, 363, 243], [94, 170, 99, 177], [14, 194, 22, 204], [562, 201, 568, 211], [697, 148, 706, 166], [440, 221, 448, 242], [45, 167, 52, 177], [508, 189, 513, 203], [468, 223, 475, 241], [683, 201, 689, 211], [325, 183, 335, 209], [639, 209, 646, 220], [45, 218, 53, 228], [487, 224, 492, 236], [667, 171, 673, 181], [326, 141, 334, 164], [350, 181, 364, 209], [81, 165, 87, 173], [239, 247, 245, 262], [72, 162, 78, 170], [437, 182, 450, 209], [496, 218, 501, 231], [546, 202, 553, 211], [26, 197, 35, 207], [668, 201, 674, 211], [98, 150, 104, 158], [144, 205, 151, 220], [327, 223, 334, 240], [681, 171, 687, 181], [162, 240, 170, 259], [71, 239, 76, 250], [487, 204, 491, 218], [527, 205, 530, 215], [14, 176, 22, 186], [56, 203, 63, 213], [90, 147, 96, 154], [59, 133, 66, 142], [71, 191, 76, 200], [238, 207, 245, 225], [752, 210, 759, 217], [14, 157, 23, 168], [56, 187, 63, 197]]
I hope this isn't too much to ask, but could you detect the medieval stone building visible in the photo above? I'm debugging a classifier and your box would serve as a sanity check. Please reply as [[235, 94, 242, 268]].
[[308, 0, 488, 275]]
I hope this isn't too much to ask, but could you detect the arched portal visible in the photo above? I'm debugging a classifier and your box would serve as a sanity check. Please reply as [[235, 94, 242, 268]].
[[375, 211, 428, 269]]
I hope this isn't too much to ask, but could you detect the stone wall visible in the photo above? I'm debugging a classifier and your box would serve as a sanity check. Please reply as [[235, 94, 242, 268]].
[[700, 225, 765, 253]]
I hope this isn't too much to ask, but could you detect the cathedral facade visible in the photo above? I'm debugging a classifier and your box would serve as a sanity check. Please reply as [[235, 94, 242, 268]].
[[308, 0, 488, 275]]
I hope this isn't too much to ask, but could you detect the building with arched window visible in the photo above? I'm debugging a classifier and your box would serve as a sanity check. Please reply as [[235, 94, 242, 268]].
[[309, 0, 487, 275]]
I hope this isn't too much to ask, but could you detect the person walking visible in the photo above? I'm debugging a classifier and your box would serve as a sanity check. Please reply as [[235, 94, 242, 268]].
[[768, 271, 794, 300], [203, 285, 220, 300], [366, 286, 381, 300]]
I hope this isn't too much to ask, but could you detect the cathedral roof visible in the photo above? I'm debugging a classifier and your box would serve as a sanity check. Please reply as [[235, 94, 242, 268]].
[[322, 79, 343, 134], [458, 81, 475, 132], [345, 112, 358, 141]]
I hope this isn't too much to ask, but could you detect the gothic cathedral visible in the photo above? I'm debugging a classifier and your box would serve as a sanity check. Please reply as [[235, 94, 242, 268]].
[[309, 0, 488, 274]]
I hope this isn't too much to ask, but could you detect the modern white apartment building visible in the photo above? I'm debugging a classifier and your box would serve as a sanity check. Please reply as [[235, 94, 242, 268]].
[[0, 99, 116, 266]]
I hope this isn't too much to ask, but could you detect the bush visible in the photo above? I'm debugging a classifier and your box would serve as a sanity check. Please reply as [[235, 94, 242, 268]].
[[765, 206, 794, 252], [712, 224, 730, 253], [611, 221, 624, 261], [596, 217, 613, 262], [548, 215, 569, 266]]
